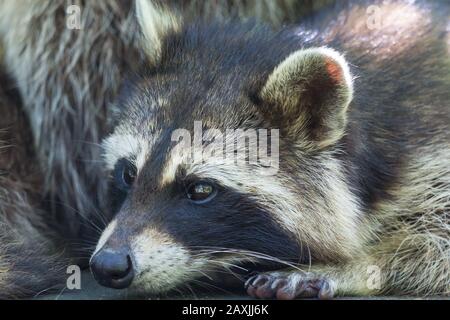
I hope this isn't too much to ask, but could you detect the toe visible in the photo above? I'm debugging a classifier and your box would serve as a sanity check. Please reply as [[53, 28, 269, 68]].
[[255, 281, 275, 299], [246, 275, 275, 299], [276, 286, 296, 300], [245, 275, 268, 298], [245, 272, 334, 300], [317, 279, 335, 299]]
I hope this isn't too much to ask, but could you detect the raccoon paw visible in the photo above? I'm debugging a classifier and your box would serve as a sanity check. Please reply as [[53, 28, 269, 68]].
[[245, 271, 335, 300]]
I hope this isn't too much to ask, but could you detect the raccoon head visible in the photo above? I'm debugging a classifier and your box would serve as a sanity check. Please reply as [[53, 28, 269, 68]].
[[90, 0, 363, 294]]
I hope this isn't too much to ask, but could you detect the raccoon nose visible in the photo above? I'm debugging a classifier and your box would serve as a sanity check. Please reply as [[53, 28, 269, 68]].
[[90, 248, 134, 289]]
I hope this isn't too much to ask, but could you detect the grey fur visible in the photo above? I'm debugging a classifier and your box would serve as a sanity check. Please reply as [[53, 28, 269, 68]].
[[96, 0, 450, 298], [0, 75, 68, 298], [0, 0, 320, 299]]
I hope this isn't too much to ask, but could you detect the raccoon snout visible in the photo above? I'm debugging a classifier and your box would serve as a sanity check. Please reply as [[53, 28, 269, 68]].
[[90, 248, 134, 289]]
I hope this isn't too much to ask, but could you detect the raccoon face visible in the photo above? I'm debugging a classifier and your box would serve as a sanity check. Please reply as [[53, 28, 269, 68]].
[[90, 0, 364, 294]]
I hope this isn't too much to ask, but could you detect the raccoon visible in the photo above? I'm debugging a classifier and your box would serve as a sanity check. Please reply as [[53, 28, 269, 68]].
[[89, 0, 450, 299], [0, 0, 324, 299], [0, 71, 69, 298]]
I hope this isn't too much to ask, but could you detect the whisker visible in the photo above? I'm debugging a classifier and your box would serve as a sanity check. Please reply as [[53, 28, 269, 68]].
[[49, 200, 105, 235], [190, 246, 306, 273], [33, 284, 64, 298]]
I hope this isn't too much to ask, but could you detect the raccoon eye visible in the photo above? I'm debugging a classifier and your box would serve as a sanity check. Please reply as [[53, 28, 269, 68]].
[[114, 158, 136, 191], [186, 182, 217, 203]]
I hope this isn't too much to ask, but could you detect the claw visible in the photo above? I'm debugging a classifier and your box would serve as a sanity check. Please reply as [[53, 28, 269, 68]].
[[245, 271, 335, 300]]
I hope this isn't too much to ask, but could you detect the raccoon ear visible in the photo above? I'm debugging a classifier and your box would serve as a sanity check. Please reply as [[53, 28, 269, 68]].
[[136, 0, 181, 64], [260, 47, 353, 149]]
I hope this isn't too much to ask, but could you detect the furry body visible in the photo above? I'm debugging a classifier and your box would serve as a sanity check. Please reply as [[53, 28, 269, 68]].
[[0, 72, 67, 298], [0, 0, 448, 298], [0, 0, 318, 299], [94, 0, 450, 298]]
